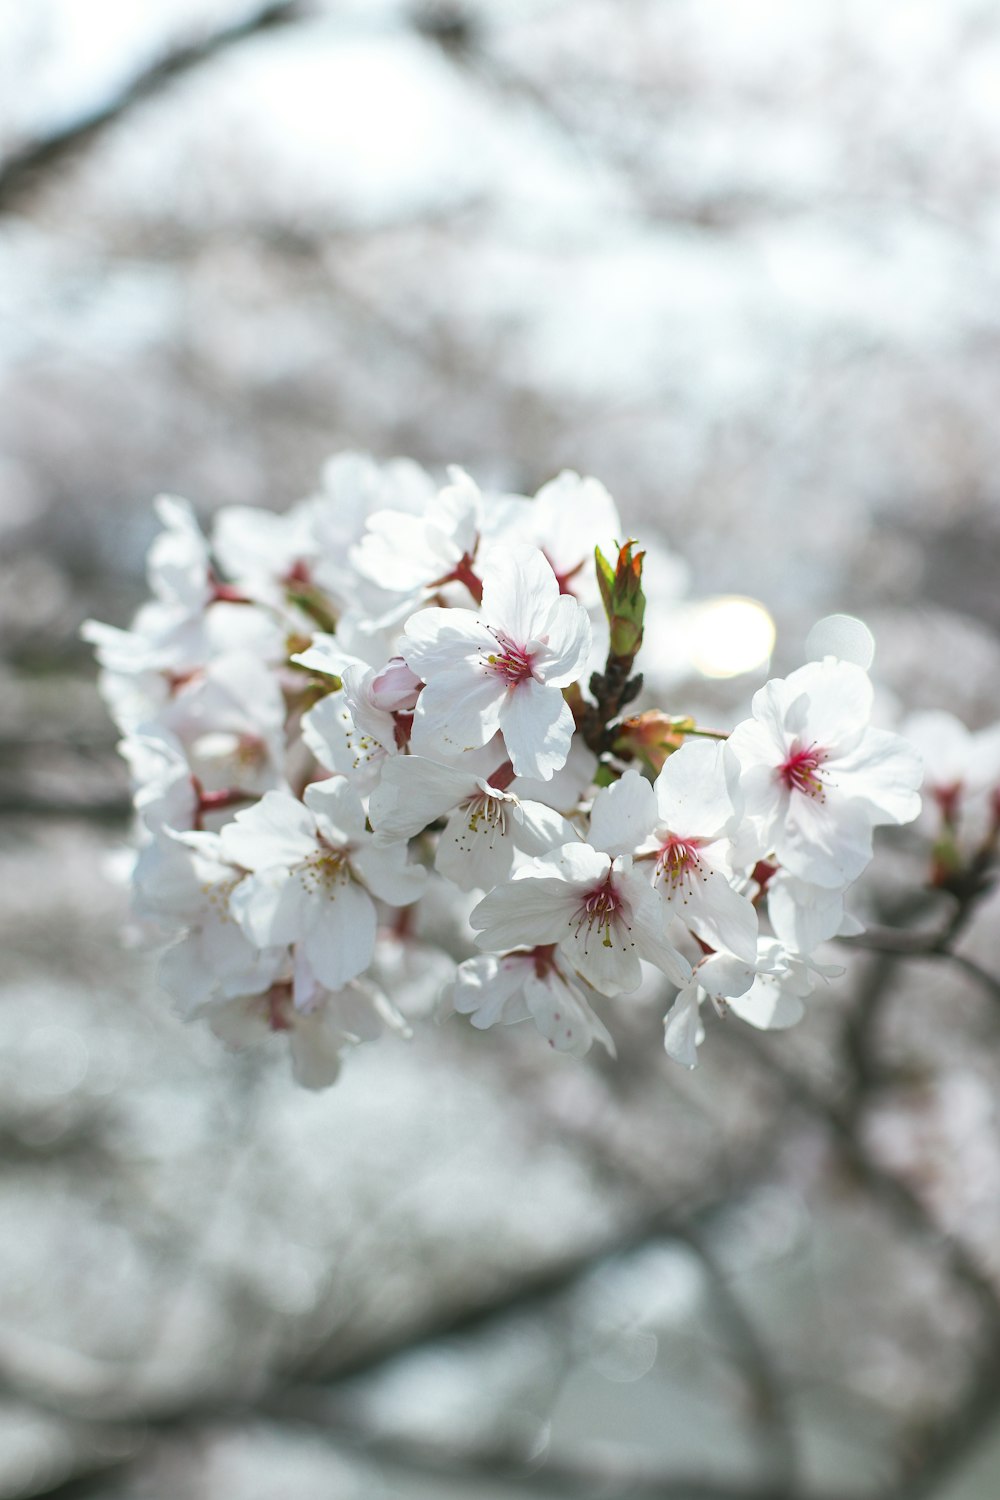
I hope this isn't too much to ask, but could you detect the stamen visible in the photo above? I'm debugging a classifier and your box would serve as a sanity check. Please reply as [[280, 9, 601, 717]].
[[779, 743, 826, 798], [465, 793, 507, 840], [573, 875, 623, 950], [485, 629, 536, 686], [301, 849, 349, 893], [656, 836, 703, 888]]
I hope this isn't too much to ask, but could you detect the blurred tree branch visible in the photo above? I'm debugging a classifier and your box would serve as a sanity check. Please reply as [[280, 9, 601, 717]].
[[0, 2, 307, 214]]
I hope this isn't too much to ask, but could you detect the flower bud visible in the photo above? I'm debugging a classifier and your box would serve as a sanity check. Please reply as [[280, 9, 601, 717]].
[[595, 541, 646, 659], [370, 657, 422, 713], [612, 711, 694, 775]]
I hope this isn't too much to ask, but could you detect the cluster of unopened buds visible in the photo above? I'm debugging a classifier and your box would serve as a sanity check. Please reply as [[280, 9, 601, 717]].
[[84, 455, 1000, 1087]]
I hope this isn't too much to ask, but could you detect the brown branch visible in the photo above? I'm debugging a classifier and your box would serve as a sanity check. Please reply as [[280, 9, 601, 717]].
[[0, 2, 305, 213], [677, 1226, 801, 1493], [726, 1027, 1000, 1500], [254, 1399, 851, 1500]]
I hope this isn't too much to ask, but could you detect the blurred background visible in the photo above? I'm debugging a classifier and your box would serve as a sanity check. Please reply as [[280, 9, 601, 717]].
[[3, 2, 1000, 1496]]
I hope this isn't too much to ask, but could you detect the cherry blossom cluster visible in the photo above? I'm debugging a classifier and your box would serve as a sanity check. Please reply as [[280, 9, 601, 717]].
[[84, 452, 987, 1088]]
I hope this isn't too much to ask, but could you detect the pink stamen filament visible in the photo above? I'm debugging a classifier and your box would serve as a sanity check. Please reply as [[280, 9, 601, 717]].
[[575, 876, 622, 949], [656, 836, 703, 887], [486, 631, 536, 687], [779, 743, 826, 798]]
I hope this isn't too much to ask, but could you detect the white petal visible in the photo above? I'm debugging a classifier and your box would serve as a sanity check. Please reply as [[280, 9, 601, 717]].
[[664, 984, 704, 1068], [728, 974, 806, 1030], [785, 659, 873, 753], [302, 881, 376, 989], [352, 842, 427, 905], [563, 917, 643, 997], [777, 790, 874, 888], [229, 866, 309, 946], [402, 606, 493, 675], [369, 756, 479, 843], [524, 971, 615, 1058], [410, 667, 505, 758], [302, 692, 388, 787], [497, 676, 574, 780], [453, 953, 531, 1028], [768, 877, 853, 954], [436, 801, 518, 893], [514, 801, 580, 857], [654, 740, 740, 841], [303, 777, 368, 844], [536, 592, 592, 685], [833, 727, 923, 826], [622, 870, 692, 986], [528, 841, 609, 885], [588, 769, 657, 856], [288, 1013, 346, 1089], [480, 545, 559, 642], [221, 791, 317, 871], [665, 867, 758, 964], [471, 876, 579, 953], [693, 949, 756, 1001]]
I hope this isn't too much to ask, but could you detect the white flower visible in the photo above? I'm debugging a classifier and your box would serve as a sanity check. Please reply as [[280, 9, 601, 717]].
[[727, 940, 842, 1032], [525, 470, 620, 604], [131, 830, 286, 1012], [402, 544, 591, 780], [147, 495, 213, 612], [221, 779, 426, 991], [587, 751, 758, 962], [120, 725, 197, 834], [353, 467, 529, 604], [766, 872, 863, 956], [369, 754, 576, 892], [452, 949, 615, 1057], [900, 709, 1000, 855], [295, 644, 421, 791], [301, 669, 395, 790], [157, 649, 288, 796], [211, 503, 315, 602], [303, 451, 437, 606], [207, 970, 406, 1090], [509, 736, 597, 815], [663, 939, 832, 1068], [728, 658, 922, 888], [82, 498, 288, 716], [471, 841, 691, 997]]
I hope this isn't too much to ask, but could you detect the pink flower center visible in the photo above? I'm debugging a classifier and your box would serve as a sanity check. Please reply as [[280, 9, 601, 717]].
[[486, 630, 536, 686], [656, 835, 703, 887], [575, 875, 623, 949], [779, 743, 826, 798]]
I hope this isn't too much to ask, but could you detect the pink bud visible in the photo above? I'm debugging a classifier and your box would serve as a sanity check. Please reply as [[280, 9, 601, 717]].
[[370, 657, 422, 713]]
